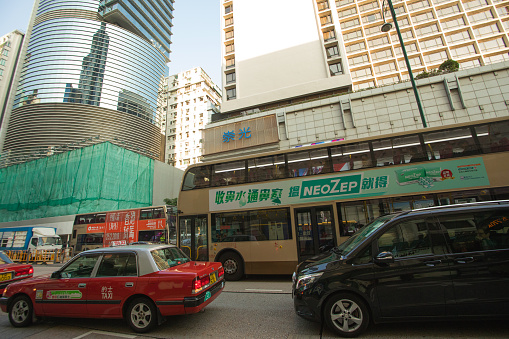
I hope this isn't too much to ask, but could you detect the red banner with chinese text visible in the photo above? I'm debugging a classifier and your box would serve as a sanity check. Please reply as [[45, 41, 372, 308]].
[[103, 209, 139, 247]]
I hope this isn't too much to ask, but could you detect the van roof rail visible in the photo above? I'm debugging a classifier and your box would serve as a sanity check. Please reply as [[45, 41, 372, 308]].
[[401, 200, 509, 215]]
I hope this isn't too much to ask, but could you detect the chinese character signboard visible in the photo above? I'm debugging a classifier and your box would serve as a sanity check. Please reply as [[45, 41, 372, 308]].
[[103, 210, 139, 247], [203, 115, 278, 155], [209, 157, 490, 211]]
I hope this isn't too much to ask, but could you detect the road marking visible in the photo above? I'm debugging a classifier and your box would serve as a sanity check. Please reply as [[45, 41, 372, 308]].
[[73, 330, 137, 339], [244, 288, 283, 292]]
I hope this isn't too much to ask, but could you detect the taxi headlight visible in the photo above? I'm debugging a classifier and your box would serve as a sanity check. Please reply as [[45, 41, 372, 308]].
[[295, 272, 323, 291]]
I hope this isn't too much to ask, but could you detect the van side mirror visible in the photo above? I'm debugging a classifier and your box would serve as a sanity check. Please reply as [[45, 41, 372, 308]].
[[51, 271, 61, 279], [374, 251, 394, 266]]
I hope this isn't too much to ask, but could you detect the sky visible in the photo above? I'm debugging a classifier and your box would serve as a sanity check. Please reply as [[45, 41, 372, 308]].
[[0, 0, 222, 86]]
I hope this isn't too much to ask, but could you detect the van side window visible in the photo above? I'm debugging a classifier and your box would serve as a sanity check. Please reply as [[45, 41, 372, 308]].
[[352, 244, 372, 265], [438, 210, 509, 253], [377, 219, 432, 258]]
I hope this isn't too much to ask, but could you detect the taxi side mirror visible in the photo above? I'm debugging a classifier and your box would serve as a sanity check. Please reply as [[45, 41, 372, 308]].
[[374, 251, 394, 266], [51, 271, 61, 279]]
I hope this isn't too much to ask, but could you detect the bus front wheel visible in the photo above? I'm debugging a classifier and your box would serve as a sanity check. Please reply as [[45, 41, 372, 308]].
[[219, 252, 244, 281]]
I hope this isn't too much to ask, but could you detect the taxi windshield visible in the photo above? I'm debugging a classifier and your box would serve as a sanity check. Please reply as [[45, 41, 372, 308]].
[[151, 247, 190, 270], [335, 214, 396, 256]]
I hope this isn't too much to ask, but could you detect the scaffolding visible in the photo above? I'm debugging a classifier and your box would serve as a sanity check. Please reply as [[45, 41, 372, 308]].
[[0, 142, 154, 222]]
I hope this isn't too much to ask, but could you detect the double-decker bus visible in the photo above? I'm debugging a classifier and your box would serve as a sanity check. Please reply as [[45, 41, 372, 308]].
[[178, 118, 509, 280], [70, 205, 177, 252]]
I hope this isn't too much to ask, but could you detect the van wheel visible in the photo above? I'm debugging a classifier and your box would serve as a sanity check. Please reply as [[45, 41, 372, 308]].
[[126, 297, 157, 333], [219, 252, 244, 281], [324, 293, 369, 338], [9, 295, 33, 327]]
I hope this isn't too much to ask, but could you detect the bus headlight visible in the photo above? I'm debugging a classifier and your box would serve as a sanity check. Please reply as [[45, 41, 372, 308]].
[[295, 272, 323, 292]]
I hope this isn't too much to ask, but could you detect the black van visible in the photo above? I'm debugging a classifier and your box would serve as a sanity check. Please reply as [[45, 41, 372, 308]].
[[292, 200, 509, 337]]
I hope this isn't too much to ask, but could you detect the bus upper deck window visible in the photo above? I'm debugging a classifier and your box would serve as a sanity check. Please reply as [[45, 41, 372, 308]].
[[424, 128, 478, 160]]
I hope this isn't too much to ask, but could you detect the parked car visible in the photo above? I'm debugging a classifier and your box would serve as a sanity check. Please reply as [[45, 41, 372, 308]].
[[0, 244, 224, 333], [0, 251, 33, 295], [293, 200, 509, 337]]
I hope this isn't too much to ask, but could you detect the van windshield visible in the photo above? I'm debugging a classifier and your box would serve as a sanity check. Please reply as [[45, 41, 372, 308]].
[[335, 214, 396, 256]]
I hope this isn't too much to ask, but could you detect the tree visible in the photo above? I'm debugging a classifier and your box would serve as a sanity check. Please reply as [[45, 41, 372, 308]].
[[438, 59, 459, 73], [164, 198, 178, 206]]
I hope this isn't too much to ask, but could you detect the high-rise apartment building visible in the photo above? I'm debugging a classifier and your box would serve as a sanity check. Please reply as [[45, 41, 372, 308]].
[[221, 0, 509, 113], [159, 67, 221, 170], [0, 30, 24, 135], [1, 0, 174, 165]]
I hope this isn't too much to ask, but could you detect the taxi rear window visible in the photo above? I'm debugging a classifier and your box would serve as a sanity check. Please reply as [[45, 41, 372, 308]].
[[151, 247, 190, 270]]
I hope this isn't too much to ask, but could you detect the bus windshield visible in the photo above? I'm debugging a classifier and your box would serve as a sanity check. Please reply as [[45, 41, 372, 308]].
[[334, 214, 396, 256]]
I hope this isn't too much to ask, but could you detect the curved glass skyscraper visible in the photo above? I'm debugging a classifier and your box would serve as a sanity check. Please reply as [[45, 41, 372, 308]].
[[2, 0, 173, 164]]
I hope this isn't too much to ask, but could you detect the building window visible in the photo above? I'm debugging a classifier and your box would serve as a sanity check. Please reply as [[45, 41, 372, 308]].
[[340, 18, 360, 30], [320, 14, 333, 25], [473, 23, 500, 38], [441, 17, 466, 31], [407, 0, 429, 12], [226, 88, 236, 100], [359, 1, 379, 12], [225, 43, 235, 53], [329, 62, 343, 76], [478, 37, 506, 52], [368, 36, 389, 49], [468, 9, 493, 23], [226, 57, 235, 69], [0, 58, 5, 66], [374, 61, 396, 75], [317, 0, 329, 11], [436, 4, 461, 17], [1, 49, 8, 57], [371, 48, 392, 62], [225, 30, 234, 40], [226, 72, 236, 84], [450, 44, 476, 58], [343, 29, 363, 41], [423, 50, 448, 64], [420, 37, 444, 50], [225, 4, 233, 14], [225, 17, 233, 26], [351, 67, 373, 79], [337, 7, 357, 19], [348, 54, 369, 66], [323, 29, 336, 41], [326, 45, 339, 58], [345, 41, 366, 53]]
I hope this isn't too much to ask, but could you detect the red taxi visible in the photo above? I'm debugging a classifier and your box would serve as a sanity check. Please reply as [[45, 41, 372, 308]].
[[0, 251, 33, 295], [0, 244, 224, 333]]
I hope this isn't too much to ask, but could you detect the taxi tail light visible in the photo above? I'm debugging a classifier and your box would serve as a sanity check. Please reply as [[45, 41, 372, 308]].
[[192, 275, 211, 294], [218, 267, 224, 278], [15, 268, 33, 276]]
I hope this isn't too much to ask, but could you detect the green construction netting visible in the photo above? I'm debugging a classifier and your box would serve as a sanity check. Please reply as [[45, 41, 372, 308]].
[[0, 142, 154, 222]]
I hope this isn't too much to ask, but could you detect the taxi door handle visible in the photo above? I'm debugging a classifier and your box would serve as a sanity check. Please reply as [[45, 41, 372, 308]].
[[78, 283, 86, 288], [125, 282, 134, 287]]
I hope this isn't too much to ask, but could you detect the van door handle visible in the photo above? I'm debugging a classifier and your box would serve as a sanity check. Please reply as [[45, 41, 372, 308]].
[[424, 260, 441, 267], [455, 257, 474, 264], [78, 283, 86, 288], [125, 282, 134, 287]]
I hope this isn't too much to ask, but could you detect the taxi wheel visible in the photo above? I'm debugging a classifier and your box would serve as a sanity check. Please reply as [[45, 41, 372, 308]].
[[126, 297, 157, 333], [219, 252, 244, 281], [324, 293, 370, 338], [9, 295, 33, 327]]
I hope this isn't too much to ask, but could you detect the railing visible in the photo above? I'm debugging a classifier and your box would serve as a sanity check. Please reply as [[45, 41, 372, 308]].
[[5, 248, 74, 264]]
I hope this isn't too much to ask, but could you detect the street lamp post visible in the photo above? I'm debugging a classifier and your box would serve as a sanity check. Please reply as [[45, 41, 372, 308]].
[[381, 0, 427, 128]]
